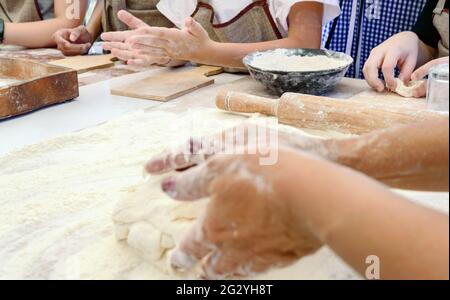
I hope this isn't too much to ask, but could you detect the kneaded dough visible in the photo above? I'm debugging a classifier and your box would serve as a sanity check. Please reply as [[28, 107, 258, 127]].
[[393, 78, 423, 98], [113, 176, 208, 277]]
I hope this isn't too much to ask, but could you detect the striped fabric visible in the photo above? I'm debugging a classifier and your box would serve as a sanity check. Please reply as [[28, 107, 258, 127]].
[[323, 0, 427, 78]]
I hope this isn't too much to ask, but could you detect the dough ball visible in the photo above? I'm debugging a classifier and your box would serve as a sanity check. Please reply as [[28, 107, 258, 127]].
[[393, 78, 424, 98]]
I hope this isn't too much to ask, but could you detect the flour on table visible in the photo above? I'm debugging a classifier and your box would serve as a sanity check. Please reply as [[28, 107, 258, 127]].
[[393, 78, 424, 98], [251, 53, 349, 72], [0, 107, 447, 279]]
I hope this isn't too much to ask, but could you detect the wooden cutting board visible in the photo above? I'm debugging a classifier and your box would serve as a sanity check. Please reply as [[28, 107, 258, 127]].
[[49, 54, 115, 73], [111, 65, 224, 101]]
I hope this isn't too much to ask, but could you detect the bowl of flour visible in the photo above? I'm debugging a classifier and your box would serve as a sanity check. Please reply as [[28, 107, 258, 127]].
[[244, 48, 353, 95]]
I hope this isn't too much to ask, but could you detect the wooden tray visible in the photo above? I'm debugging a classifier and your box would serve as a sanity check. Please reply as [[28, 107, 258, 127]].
[[0, 58, 79, 119]]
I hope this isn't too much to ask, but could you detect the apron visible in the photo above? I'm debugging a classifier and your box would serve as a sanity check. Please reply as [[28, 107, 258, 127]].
[[0, 0, 42, 23], [191, 0, 282, 43], [433, 0, 449, 57], [102, 0, 173, 32]]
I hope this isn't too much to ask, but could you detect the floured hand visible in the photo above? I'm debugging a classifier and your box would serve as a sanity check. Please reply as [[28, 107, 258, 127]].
[[145, 122, 329, 175], [410, 56, 449, 98], [53, 26, 93, 56], [152, 149, 323, 279]]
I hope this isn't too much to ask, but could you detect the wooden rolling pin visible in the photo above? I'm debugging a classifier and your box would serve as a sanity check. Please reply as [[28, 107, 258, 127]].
[[216, 91, 440, 134]]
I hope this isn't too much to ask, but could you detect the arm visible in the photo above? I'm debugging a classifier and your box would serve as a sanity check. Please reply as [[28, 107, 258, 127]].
[[321, 116, 449, 191], [281, 150, 449, 280], [151, 149, 449, 279], [3, 0, 88, 48], [86, 0, 104, 41], [102, 3, 324, 68], [53, 0, 104, 55]]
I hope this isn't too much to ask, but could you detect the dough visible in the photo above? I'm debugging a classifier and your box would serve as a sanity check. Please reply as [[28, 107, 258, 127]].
[[251, 50, 349, 72], [393, 78, 423, 98]]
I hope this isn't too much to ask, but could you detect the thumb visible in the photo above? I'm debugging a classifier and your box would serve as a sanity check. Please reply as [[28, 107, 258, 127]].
[[411, 62, 432, 81], [161, 155, 228, 200], [184, 17, 209, 38], [69, 26, 84, 42], [118, 10, 147, 30]]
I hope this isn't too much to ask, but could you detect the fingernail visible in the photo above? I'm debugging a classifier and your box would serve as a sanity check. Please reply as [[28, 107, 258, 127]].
[[170, 248, 197, 272], [162, 177, 177, 198], [145, 160, 163, 174]]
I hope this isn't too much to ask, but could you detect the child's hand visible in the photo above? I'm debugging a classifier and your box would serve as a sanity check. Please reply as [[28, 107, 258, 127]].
[[102, 10, 214, 66], [156, 150, 322, 279], [410, 56, 449, 98], [53, 26, 93, 56], [363, 31, 421, 92], [126, 17, 214, 64]]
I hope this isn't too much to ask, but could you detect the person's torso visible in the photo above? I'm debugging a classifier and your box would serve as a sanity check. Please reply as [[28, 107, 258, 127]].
[[324, 0, 428, 79]]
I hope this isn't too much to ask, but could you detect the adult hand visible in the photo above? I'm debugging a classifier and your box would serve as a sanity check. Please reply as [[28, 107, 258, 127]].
[[53, 25, 93, 56], [410, 56, 449, 98], [150, 149, 322, 279], [363, 32, 420, 92]]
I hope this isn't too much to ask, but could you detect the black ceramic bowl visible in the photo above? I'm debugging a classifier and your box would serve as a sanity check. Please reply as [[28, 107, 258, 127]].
[[243, 48, 353, 96]]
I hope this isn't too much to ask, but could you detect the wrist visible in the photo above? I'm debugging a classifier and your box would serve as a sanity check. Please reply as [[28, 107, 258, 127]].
[[193, 39, 218, 65]]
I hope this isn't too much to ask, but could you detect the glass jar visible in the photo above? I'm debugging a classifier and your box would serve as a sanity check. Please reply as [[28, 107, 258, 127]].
[[427, 63, 449, 112]]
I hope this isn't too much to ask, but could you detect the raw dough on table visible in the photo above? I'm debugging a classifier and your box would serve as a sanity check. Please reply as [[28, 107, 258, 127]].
[[393, 78, 424, 98]]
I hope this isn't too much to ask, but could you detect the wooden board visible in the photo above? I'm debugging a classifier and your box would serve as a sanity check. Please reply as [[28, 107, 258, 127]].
[[48, 54, 115, 73], [0, 58, 79, 119], [349, 90, 427, 111], [111, 65, 224, 101]]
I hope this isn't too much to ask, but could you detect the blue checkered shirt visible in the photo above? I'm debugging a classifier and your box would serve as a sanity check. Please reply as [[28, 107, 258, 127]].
[[323, 0, 428, 78]]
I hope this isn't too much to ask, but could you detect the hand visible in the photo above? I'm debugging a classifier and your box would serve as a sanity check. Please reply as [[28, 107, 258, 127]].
[[409, 56, 450, 98], [363, 32, 420, 92], [53, 25, 93, 56], [145, 123, 328, 175], [101, 10, 170, 66], [102, 10, 213, 66], [148, 149, 323, 279]]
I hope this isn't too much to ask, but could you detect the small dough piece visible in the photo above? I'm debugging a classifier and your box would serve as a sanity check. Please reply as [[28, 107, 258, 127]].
[[394, 78, 423, 98]]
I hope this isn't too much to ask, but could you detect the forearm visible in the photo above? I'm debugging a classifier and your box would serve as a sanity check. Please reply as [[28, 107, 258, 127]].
[[324, 117, 449, 191], [200, 36, 321, 68], [3, 18, 82, 48], [281, 152, 449, 279], [86, 0, 104, 40]]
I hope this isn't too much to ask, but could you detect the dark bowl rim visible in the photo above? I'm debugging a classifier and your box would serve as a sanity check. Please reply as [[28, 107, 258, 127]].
[[243, 48, 354, 75]]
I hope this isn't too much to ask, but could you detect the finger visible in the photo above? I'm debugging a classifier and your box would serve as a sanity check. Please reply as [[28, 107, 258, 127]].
[[161, 155, 230, 200], [412, 81, 427, 98], [381, 53, 400, 90], [411, 60, 437, 81], [103, 41, 129, 51], [145, 139, 205, 175], [53, 30, 71, 45], [128, 35, 170, 50], [398, 53, 417, 82], [363, 52, 386, 92], [117, 9, 147, 30], [170, 220, 214, 272], [200, 251, 245, 280], [111, 48, 136, 62], [184, 17, 208, 38], [70, 25, 84, 42], [101, 30, 131, 42]]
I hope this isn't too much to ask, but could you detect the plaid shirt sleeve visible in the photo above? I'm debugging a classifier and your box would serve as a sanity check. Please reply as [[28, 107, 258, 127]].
[[323, 0, 428, 79]]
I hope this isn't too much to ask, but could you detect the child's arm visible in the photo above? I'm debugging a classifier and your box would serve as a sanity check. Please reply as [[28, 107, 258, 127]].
[[3, 0, 89, 48], [53, 0, 104, 56], [150, 148, 449, 279], [102, 2, 324, 68]]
